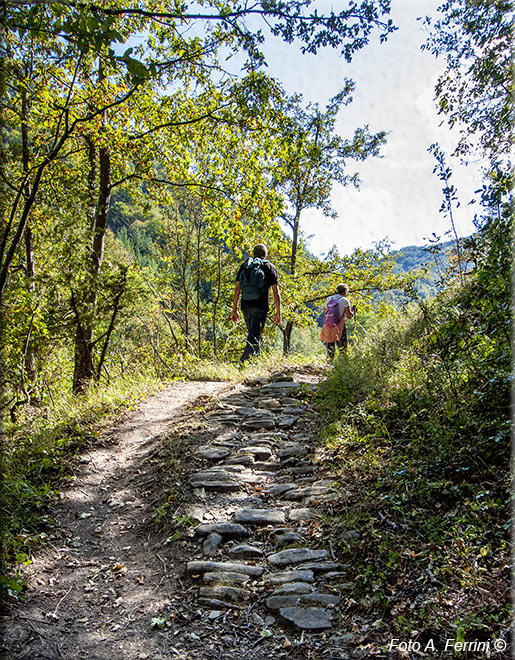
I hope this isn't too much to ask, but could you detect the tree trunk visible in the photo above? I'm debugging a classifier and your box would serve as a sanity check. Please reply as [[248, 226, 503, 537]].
[[196, 215, 202, 358], [21, 85, 36, 383], [283, 320, 293, 355], [72, 138, 111, 393], [283, 206, 301, 355], [212, 245, 222, 358]]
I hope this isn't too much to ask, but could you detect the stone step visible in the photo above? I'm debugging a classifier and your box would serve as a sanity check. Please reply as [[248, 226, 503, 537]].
[[271, 582, 314, 595], [187, 560, 264, 577], [267, 548, 328, 567], [234, 508, 285, 525], [278, 606, 333, 630], [268, 483, 297, 497], [196, 517, 249, 532], [203, 571, 250, 586], [191, 480, 241, 492], [238, 446, 273, 461], [191, 470, 234, 482], [264, 569, 315, 584], [228, 544, 264, 558]]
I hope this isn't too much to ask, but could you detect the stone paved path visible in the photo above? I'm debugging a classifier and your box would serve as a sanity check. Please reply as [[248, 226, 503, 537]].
[[183, 374, 344, 633], [1, 373, 356, 660]]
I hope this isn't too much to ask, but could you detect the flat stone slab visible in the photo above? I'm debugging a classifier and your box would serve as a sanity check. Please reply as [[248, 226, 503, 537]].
[[278, 444, 308, 458], [272, 582, 315, 595], [199, 585, 250, 603], [187, 561, 264, 577], [234, 508, 285, 525], [223, 455, 254, 466], [190, 480, 241, 492], [252, 461, 281, 471], [258, 398, 281, 409], [235, 471, 268, 484], [267, 548, 328, 567], [195, 523, 249, 539], [266, 595, 301, 610], [268, 483, 297, 497], [288, 508, 316, 521], [191, 470, 233, 481], [265, 570, 315, 584], [198, 447, 231, 460], [262, 382, 302, 391], [228, 544, 264, 558], [237, 407, 268, 416], [279, 607, 333, 630], [203, 571, 250, 586], [250, 432, 288, 440]]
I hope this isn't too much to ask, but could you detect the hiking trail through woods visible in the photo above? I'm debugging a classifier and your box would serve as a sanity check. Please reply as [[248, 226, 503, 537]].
[[1, 372, 360, 660]]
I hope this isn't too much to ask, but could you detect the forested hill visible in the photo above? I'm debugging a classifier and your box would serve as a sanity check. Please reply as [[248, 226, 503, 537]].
[[378, 239, 456, 302]]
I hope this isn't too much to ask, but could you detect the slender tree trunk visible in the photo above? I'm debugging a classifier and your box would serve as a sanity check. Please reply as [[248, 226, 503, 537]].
[[72, 61, 111, 394], [196, 216, 202, 358], [73, 142, 111, 393], [212, 244, 222, 358], [21, 85, 36, 382], [283, 205, 301, 356], [283, 320, 293, 355]]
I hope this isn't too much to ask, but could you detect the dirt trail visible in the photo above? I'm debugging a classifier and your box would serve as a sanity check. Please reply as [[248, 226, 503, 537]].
[[1, 373, 353, 660], [1, 380, 231, 660]]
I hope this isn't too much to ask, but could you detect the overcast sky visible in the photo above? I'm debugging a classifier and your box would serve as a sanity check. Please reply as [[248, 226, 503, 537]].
[[260, 0, 486, 257]]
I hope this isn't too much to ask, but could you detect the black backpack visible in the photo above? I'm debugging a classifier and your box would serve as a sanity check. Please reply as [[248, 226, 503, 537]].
[[238, 257, 266, 301]]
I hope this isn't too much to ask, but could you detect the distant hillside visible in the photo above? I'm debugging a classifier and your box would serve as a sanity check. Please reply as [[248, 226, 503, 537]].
[[379, 239, 457, 303]]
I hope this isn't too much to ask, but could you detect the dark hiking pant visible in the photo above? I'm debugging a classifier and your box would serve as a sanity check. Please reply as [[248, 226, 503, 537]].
[[325, 325, 348, 358], [241, 308, 267, 363]]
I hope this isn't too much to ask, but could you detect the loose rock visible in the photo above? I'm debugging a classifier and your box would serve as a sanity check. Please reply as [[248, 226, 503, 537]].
[[203, 533, 223, 557]]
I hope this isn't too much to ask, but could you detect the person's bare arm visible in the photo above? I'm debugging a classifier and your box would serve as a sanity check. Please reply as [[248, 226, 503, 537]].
[[272, 284, 281, 324], [232, 282, 241, 322]]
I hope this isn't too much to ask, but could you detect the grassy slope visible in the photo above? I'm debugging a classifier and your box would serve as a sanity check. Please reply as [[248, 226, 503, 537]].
[[313, 225, 511, 656]]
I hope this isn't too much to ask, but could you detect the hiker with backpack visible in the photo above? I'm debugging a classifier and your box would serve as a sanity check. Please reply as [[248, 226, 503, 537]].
[[320, 283, 356, 359], [232, 244, 281, 364]]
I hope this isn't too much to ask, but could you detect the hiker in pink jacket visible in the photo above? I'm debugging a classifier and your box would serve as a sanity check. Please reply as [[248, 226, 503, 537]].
[[320, 283, 356, 359]]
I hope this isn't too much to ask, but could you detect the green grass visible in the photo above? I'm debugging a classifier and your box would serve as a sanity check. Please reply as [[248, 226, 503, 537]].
[[0, 370, 163, 602], [314, 297, 511, 655]]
